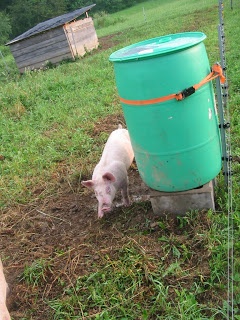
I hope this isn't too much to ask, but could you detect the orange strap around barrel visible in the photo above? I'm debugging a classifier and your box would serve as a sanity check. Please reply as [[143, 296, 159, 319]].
[[119, 63, 226, 106]]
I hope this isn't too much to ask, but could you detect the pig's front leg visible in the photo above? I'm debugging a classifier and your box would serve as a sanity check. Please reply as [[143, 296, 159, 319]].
[[121, 178, 131, 207]]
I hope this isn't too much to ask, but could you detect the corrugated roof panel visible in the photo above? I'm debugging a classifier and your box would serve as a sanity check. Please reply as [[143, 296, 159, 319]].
[[6, 4, 96, 45]]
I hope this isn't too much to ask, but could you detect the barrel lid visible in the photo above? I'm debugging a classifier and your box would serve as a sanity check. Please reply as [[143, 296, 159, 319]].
[[109, 32, 206, 61]]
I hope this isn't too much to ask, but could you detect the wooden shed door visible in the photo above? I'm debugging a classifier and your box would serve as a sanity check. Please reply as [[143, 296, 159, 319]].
[[64, 17, 99, 57]]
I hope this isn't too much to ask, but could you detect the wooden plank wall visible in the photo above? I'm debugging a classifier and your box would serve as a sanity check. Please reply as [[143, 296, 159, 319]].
[[64, 17, 99, 57], [9, 27, 74, 73]]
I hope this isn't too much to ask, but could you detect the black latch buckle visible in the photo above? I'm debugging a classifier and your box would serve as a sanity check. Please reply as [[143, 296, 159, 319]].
[[181, 86, 196, 99]]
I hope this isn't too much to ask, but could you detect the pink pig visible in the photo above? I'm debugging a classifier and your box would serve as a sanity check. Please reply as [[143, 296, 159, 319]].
[[0, 259, 10, 320], [81, 125, 134, 218]]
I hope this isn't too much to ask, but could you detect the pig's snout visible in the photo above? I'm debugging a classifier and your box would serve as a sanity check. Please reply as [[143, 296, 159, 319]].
[[98, 201, 112, 219], [102, 204, 112, 212]]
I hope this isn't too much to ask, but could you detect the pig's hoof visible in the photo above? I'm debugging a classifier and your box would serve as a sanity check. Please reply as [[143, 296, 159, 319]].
[[121, 201, 131, 208], [123, 198, 131, 207]]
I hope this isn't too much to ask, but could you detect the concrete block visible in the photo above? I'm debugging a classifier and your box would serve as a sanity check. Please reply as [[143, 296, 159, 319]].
[[150, 181, 215, 216]]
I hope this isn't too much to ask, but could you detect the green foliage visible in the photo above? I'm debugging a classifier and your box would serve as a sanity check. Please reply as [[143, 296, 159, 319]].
[[67, 0, 91, 12], [0, 0, 13, 11], [0, 11, 12, 44], [7, 0, 67, 37], [0, 45, 19, 81]]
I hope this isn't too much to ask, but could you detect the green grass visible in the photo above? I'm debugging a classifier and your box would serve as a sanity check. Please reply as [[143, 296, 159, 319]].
[[43, 210, 232, 319], [0, 0, 239, 319], [21, 258, 52, 287], [94, 0, 218, 38], [0, 55, 119, 206]]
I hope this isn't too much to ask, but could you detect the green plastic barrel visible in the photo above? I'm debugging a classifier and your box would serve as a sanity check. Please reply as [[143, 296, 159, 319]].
[[109, 32, 222, 192]]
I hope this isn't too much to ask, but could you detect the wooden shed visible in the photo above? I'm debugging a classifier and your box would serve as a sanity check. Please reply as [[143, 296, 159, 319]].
[[6, 4, 98, 73]]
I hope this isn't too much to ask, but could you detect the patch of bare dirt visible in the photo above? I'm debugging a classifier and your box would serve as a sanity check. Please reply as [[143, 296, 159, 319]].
[[97, 32, 123, 52]]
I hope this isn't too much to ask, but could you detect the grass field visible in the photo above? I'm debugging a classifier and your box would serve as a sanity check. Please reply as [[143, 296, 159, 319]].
[[0, 0, 239, 319]]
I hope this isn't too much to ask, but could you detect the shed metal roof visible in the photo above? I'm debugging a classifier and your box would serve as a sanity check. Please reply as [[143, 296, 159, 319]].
[[6, 4, 96, 45]]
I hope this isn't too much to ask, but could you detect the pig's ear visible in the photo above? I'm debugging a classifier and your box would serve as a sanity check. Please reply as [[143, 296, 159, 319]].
[[81, 180, 95, 189], [102, 172, 116, 183]]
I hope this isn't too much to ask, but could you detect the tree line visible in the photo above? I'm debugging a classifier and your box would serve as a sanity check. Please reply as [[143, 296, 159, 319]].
[[0, 0, 144, 45]]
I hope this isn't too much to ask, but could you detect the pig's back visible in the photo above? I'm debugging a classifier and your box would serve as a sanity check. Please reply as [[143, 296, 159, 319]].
[[100, 128, 134, 168]]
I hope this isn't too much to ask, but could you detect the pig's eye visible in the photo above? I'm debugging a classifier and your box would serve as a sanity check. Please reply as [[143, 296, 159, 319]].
[[95, 191, 103, 197], [106, 186, 111, 194]]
